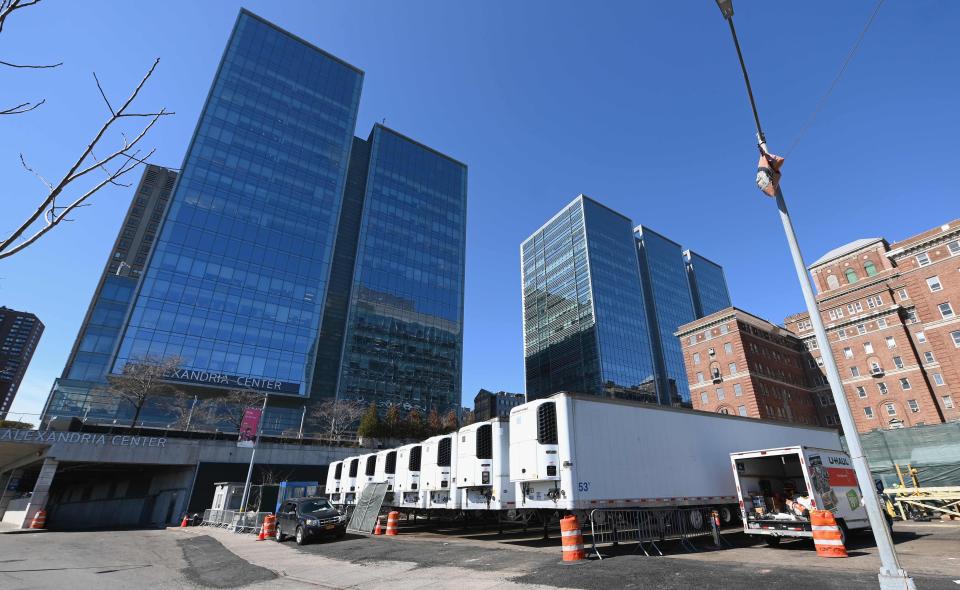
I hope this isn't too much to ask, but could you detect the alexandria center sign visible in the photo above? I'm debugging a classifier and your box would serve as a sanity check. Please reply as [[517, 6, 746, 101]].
[[162, 368, 301, 395]]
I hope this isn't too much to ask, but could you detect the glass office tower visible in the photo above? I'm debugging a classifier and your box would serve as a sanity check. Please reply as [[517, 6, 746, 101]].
[[522, 196, 657, 402], [42, 10, 469, 429], [113, 11, 363, 399], [685, 250, 732, 318], [336, 125, 467, 414], [635, 226, 697, 406], [522, 197, 730, 407]]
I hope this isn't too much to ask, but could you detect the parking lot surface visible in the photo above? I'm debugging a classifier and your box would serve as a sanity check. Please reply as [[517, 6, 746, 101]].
[[0, 520, 956, 589]]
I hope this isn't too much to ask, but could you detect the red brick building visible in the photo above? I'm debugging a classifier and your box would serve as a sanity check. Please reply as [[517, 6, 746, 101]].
[[785, 220, 960, 433], [676, 308, 831, 427]]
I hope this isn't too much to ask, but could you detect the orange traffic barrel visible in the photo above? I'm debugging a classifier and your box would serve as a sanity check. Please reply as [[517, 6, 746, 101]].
[[385, 511, 400, 536], [258, 514, 277, 541], [810, 510, 847, 558], [560, 515, 585, 561], [29, 509, 47, 530]]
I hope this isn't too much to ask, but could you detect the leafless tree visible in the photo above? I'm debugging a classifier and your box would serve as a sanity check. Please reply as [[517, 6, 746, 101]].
[[160, 391, 216, 431], [101, 356, 183, 427], [255, 465, 295, 486], [214, 389, 267, 433], [0, 0, 172, 259], [308, 398, 366, 440]]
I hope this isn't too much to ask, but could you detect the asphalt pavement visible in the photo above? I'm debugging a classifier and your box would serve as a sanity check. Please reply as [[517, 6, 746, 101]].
[[0, 520, 957, 589]]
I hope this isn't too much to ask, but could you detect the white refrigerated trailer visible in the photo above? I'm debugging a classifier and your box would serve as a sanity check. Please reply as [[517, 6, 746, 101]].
[[421, 433, 459, 510], [456, 417, 516, 511], [730, 446, 872, 546], [355, 452, 379, 499], [394, 443, 425, 509], [342, 456, 360, 505], [325, 460, 343, 505], [374, 449, 398, 505], [510, 392, 843, 522]]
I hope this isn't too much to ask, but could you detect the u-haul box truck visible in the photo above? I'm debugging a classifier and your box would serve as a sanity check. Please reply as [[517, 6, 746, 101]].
[[730, 446, 874, 546]]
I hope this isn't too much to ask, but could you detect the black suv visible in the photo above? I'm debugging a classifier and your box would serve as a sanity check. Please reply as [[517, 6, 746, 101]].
[[275, 497, 347, 545]]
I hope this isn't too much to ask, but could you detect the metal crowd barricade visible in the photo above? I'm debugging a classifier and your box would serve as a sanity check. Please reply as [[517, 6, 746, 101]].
[[588, 507, 723, 559]]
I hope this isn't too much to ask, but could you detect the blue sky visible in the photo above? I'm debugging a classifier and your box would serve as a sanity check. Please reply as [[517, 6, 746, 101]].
[[2, 1, 958, 418]]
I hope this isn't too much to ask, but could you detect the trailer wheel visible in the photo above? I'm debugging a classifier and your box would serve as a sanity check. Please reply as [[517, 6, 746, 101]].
[[718, 506, 733, 525], [689, 510, 704, 530], [764, 536, 781, 547]]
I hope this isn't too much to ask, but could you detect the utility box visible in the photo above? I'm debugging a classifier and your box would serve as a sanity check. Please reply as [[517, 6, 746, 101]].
[[211, 482, 246, 511]]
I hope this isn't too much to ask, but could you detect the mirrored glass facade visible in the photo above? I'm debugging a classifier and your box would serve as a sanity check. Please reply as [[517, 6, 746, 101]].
[[685, 250, 732, 318], [636, 226, 696, 406], [336, 126, 467, 414], [113, 11, 363, 396], [522, 196, 656, 402]]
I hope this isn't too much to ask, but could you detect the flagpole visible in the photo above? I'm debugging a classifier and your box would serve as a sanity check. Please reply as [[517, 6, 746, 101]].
[[237, 393, 269, 529], [714, 2, 913, 588]]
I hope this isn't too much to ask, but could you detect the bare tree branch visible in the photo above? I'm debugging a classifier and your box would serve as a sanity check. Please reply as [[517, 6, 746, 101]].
[[99, 356, 183, 427], [0, 57, 173, 259], [0, 59, 61, 69], [93, 71, 115, 116], [0, 0, 41, 34], [0, 99, 43, 115], [19, 153, 52, 189]]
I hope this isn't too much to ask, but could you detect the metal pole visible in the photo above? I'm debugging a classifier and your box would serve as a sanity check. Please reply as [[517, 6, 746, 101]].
[[237, 394, 269, 527], [715, 4, 914, 586], [298, 405, 306, 440], [769, 173, 913, 589], [185, 394, 198, 431]]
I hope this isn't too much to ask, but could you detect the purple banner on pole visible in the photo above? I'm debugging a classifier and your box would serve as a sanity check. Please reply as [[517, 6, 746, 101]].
[[238, 407, 261, 448]]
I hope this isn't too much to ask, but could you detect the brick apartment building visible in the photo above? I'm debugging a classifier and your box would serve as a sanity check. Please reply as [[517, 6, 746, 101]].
[[784, 220, 960, 433], [677, 219, 960, 434], [676, 307, 832, 427]]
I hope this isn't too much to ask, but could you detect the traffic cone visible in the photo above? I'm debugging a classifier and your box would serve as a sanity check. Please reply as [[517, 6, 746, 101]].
[[180, 515, 190, 528], [374, 516, 383, 535]]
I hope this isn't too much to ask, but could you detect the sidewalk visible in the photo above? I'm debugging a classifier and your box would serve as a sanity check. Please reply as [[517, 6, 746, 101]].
[[0, 521, 44, 534], [168, 526, 555, 590]]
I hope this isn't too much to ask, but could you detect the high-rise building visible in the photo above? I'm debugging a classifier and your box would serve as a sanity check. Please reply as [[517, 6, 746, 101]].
[[43, 165, 177, 420], [635, 226, 697, 405], [473, 389, 524, 421], [522, 196, 730, 406], [522, 196, 658, 403], [42, 10, 466, 429], [0, 307, 44, 418], [685, 250, 732, 318]]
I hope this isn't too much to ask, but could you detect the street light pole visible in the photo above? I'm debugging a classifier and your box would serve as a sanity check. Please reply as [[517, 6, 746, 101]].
[[237, 393, 269, 524], [714, 3, 914, 589]]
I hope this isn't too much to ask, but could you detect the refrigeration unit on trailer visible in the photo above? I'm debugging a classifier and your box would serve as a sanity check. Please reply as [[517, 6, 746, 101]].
[[421, 433, 460, 510], [325, 461, 343, 505], [343, 456, 361, 505], [509, 392, 843, 524], [394, 443, 425, 509], [730, 446, 872, 546], [456, 418, 515, 511], [374, 449, 398, 505], [354, 452, 379, 499]]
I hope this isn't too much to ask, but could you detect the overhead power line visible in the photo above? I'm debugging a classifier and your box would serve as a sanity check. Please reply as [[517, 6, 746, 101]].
[[785, 0, 886, 158]]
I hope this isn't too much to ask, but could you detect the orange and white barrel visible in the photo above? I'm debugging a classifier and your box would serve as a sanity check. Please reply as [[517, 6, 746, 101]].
[[386, 511, 400, 536], [260, 514, 277, 540], [810, 510, 847, 558], [29, 509, 47, 530], [560, 515, 585, 561]]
